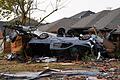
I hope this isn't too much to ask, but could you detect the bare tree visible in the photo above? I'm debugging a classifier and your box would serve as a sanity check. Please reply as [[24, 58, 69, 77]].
[[0, 0, 70, 26]]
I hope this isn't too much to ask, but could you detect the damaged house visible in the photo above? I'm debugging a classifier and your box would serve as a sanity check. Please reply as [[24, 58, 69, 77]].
[[38, 8, 120, 53], [3, 17, 39, 54]]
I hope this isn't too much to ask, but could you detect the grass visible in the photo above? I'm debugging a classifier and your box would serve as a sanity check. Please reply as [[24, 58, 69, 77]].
[[0, 52, 84, 72], [0, 52, 120, 73], [0, 60, 84, 72]]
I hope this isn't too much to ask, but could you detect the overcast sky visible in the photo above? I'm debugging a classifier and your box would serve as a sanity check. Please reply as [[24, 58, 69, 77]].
[[1, 0, 120, 22], [42, 0, 120, 22]]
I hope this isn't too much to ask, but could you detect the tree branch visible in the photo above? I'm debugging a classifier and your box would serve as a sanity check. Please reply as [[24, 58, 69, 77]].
[[25, 0, 33, 14], [35, 8, 58, 27]]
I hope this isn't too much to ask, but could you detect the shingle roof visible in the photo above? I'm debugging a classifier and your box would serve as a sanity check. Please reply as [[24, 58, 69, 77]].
[[86, 10, 111, 27], [70, 13, 99, 28], [38, 11, 95, 32], [70, 10, 95, 19], [39, 8, 120, 33], [95, 8, 120, 29], [71, 10, 110, 29], [38, 18, 80, 32]]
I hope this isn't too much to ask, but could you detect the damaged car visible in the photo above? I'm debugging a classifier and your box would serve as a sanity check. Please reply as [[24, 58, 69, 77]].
[[28, 29, 108, 60], [3, 25, 109, 61]]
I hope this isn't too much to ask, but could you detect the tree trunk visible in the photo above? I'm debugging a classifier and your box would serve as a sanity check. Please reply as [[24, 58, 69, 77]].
[[21, 14, 27, 26]]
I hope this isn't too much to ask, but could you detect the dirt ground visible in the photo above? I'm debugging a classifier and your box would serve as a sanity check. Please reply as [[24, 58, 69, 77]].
[[0, 59, 120, 79], [0, 59, 119, 72]]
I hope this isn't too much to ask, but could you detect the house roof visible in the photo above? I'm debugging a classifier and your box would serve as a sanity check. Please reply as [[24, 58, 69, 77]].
[[70, 10, 95, 19], [38, 18, 80, 32], [94, 8, 120, 29], [85, 10, 111, 27], [39, 7, 120, 33], [70, 13, 99, 28], [38, 11, 95, 32], [71, 10, 110, 29]]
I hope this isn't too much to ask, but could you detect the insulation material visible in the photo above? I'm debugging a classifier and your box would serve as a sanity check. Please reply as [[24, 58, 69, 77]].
[[11, 36, 23, 54]]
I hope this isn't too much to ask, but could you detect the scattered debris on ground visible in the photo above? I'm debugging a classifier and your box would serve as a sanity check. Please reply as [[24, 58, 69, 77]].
[[0, 59, 119, 80]]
